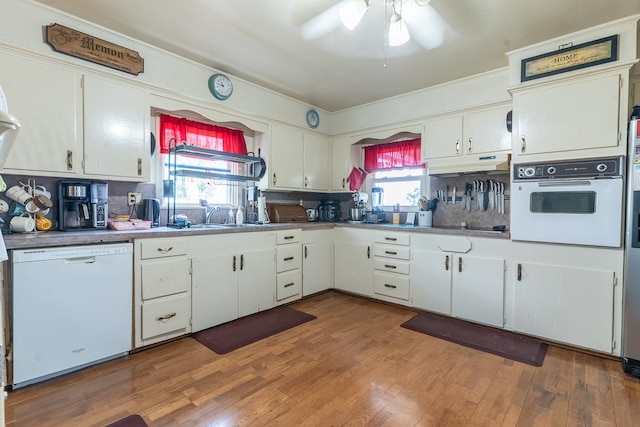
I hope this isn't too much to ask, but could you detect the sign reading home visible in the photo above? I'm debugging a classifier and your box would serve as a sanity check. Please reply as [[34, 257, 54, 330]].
[[45, 23, 144, 76], [521, 35, 618, 82]]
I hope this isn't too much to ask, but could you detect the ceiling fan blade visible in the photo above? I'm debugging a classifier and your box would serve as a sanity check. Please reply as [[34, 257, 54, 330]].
[[293, 1, 346, 40], [402, 1, 448, 50]]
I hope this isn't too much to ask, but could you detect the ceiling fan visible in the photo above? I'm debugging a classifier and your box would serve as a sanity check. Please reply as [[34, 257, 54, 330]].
[[295, 0, 450, 52]]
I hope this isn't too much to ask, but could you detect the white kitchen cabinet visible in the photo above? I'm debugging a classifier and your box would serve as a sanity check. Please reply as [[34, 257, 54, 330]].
[[511, 72, 621, 157], [302, 229, 333, 296], [411, 250, 453, 315], [190, 232, 276, 330], [512, 261, 616, 353], [373, 231, 411, 305], [134, 237, 191, 348], [0, 50, 80, 176], [331, 136, 362, 192], [275, 229, 302, 304], [334, 228, 373, 297], [262, 124, 329, 191], [422, 104, 511, 162], [83, 74, 149, 180]]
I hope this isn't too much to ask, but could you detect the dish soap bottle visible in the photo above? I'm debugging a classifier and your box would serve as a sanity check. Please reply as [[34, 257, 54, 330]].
[[228, 207, 235, 225], [236, 205, 244, 225]]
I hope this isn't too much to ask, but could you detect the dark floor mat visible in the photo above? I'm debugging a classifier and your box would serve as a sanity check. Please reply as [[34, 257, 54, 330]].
[[106, 414, 148, 427], [401, 311, 547, 367], [193, 306, 316, 354]]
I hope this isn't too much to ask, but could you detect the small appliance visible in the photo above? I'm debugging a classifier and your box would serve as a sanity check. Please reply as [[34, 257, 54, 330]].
[[366, 187, 386, 223], [58, 181, 108, 231], [142, 198, 161, 227], [306, 208, 319, 221], [318, 200, 341, 222], [244, 185, 259, 223]]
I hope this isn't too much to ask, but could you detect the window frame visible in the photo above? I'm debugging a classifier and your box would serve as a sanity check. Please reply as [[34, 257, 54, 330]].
[[369, 166, 427, 212]]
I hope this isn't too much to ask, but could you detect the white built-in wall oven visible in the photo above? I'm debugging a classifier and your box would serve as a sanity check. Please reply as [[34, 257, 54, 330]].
[[511, 156, 624, 247]]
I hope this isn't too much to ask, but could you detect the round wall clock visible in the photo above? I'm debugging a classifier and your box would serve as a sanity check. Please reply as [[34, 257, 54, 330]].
[[208, 73, 233, 100], [306, 109, 320, 129]]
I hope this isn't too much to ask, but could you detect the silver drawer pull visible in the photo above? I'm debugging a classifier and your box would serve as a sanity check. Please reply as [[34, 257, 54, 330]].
[[284, 282, 295, 288], [284, 256, 295, 261], [384, 264, 397, 269], [157, 247, 173, 254], [156, 312, 177, 322], [384, 250, 397, 255], [384, 284, 397, 289], [284, 235, 295, 240], [384, 237, 397, 241]]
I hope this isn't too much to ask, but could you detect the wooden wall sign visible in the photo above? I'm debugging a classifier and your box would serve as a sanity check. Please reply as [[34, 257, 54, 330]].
[[521, 35, 618, 82], [45, 23, 144, 76]]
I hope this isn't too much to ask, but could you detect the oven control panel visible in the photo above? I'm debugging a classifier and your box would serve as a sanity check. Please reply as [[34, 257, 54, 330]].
[[514, 156, 624, 180]]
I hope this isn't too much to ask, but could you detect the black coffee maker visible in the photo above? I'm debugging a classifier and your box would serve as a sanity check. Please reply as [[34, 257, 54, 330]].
[[58, 181, 108, 231], [318, 200, 341, 222]]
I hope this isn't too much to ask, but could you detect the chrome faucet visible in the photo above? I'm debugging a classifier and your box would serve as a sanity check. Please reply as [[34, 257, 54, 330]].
[[205, 205, 219, 224]]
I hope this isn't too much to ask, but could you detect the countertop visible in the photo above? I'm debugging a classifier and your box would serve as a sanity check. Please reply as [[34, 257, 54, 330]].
[[2, 221, 510, 250]]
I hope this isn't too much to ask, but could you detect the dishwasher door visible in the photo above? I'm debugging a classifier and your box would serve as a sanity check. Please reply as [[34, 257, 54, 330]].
[[11, 243, 133, 388]]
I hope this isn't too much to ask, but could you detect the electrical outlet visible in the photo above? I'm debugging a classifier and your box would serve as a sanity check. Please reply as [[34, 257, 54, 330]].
[[127, 192, 143, 206]]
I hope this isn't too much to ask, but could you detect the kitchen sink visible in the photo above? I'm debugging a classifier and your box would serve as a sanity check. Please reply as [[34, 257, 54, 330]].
[[188, 223, 263, 229]]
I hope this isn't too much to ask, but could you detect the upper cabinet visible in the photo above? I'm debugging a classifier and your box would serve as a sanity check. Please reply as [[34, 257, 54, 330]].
[[422, 104, 511, 163], [0, 49, 149, 181], [259, 124, 329, 191], [331, 136, 362, 192], [511, 72, 622, 158]]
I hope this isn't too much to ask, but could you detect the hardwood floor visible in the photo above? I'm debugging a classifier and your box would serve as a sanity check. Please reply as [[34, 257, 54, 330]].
[[6, 291, 640, 426]]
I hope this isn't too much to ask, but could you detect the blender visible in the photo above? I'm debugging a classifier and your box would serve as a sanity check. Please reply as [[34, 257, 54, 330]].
[[367, 187, 386, 223]]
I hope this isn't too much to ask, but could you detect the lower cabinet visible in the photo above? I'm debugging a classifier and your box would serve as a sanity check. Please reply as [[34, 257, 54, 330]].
[[275, 229, 302, 304], [134, 237, 192, 348], [334, 232, 373, 296], [512, 261, 616, 353], [411, 250, 453, 315], [191, 254, 238, 332], [302, 229, 333, 296]]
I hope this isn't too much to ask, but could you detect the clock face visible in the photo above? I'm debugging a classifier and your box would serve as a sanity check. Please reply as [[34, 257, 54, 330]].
[[306, 109, 320, 129], [208, 74, 233, 100]]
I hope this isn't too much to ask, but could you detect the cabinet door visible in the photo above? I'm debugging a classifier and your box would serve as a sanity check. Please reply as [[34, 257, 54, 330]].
[[0, 51, 80, 175], [270, 124, 303, 189], [303, 133, 329, 191], [302, 241, 332, 296], [83, 74, 148, 180], [512, 73, 620, 156], [411, 250, 452, 315], [191, 254, 238, 332], [141, 258, 190, 300], [464, 105, 511, 155], [422, 115, 463, 161], [452, 255, 504, 327], [513, 262, 614, 353], [238, 248, 276, 317], [334, 241, 373, 296], [331, 137, 350, 191]]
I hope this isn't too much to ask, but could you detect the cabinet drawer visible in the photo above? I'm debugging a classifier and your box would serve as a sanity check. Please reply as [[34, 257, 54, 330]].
[[374, 231, 410, 246], [374, 258, 410, 275], [141, 294, 191, 340], [141, 258, 191, 300], [374, 244, 410, 260], [277, 229, 301, 245], [374, 272, 410, 301], [276, 269, 302, 301], [139, 238, 187, 259], [277, 245, 301, 272]]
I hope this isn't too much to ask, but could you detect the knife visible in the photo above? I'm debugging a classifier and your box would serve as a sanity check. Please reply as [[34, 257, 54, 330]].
[[446, 185, 449, 205], [488, 180, 494, 210], [452, 187, 456, 205]]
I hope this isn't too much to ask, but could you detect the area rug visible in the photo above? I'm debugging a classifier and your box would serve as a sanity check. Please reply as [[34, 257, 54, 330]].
[[105, 414, 148, 427], [192, 306, 316, 354], [401, 312, 547, 367]]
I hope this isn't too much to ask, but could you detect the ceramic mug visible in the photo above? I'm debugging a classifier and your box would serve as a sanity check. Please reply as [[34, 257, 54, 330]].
[[6, 185, 33, 206], [8, 201, 25, 216], [10, 213, 35, 233], [35, 215, 52, 231]]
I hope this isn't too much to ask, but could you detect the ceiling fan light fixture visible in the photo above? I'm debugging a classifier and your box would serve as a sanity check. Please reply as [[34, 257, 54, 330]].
[[388, 13, 410, 46], [340, 0, 370, 30]]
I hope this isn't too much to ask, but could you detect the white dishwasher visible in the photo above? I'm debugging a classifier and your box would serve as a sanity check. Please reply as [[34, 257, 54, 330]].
[[10, 243, 133, 388]]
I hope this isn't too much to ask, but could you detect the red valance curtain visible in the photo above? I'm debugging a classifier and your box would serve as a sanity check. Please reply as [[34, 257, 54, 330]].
[[363, 138, 423, 172], [159, 114, 248, 155]]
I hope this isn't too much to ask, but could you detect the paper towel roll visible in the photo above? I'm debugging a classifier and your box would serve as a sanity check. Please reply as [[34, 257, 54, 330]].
[[257, 196, 269, 223]]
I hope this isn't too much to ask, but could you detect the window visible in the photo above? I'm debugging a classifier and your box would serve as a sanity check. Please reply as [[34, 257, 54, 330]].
[[159, 114, 248, 206], [364, 138, 425, 209]]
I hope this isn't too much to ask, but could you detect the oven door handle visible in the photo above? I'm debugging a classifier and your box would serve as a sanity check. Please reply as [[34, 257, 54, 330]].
[[537, 180, 592, 187]]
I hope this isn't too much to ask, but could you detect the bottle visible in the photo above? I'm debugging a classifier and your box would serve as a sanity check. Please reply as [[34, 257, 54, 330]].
[[228, 207, 235, 224], [236, 205, 244, 225]]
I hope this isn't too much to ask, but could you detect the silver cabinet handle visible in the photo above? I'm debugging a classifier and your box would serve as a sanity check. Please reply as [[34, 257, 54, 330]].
[[384, 237, 397, 241], [157, 247, 173, 254], [458, 257, 462, 273], [156, 312, 176, 322], [137, 158, 142, 176], [517, 263, 522, 281], [384, 250, 397, 255], [455, 139, 460, 154], [284, 256, 295, 261], [284, 282, 295, 288], [520, 135, 526, 153], [304, 176, 309, 187], [384, 264, 397, 269], [467, 137, 472, 153], [233, 255, 237, 272], [240, 254, 244, 270], [384, 284, 397, 289], [284, 235, 295, 240], [445, 255, 449, 271], [342, 178, 346, 189], [273, 173, 277, 185], [304, 246, 308, 259], [66, 150, 73, 170], [367, 246, 370, 259]]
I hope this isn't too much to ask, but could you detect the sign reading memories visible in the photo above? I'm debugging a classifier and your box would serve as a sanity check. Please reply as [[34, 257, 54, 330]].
[[521, 35, 618, 82], [45, 23, 144, 76]]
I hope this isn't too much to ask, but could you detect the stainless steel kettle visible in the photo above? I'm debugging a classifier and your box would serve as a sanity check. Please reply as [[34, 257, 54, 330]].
[[142, 198, 161, 227]]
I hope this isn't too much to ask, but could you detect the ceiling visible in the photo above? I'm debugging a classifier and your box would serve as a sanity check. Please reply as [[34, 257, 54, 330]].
[[33, 0, 640, 112]]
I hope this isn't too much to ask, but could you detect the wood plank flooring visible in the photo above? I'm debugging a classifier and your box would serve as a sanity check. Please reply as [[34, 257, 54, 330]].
[[6, 291, 640, 426]]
